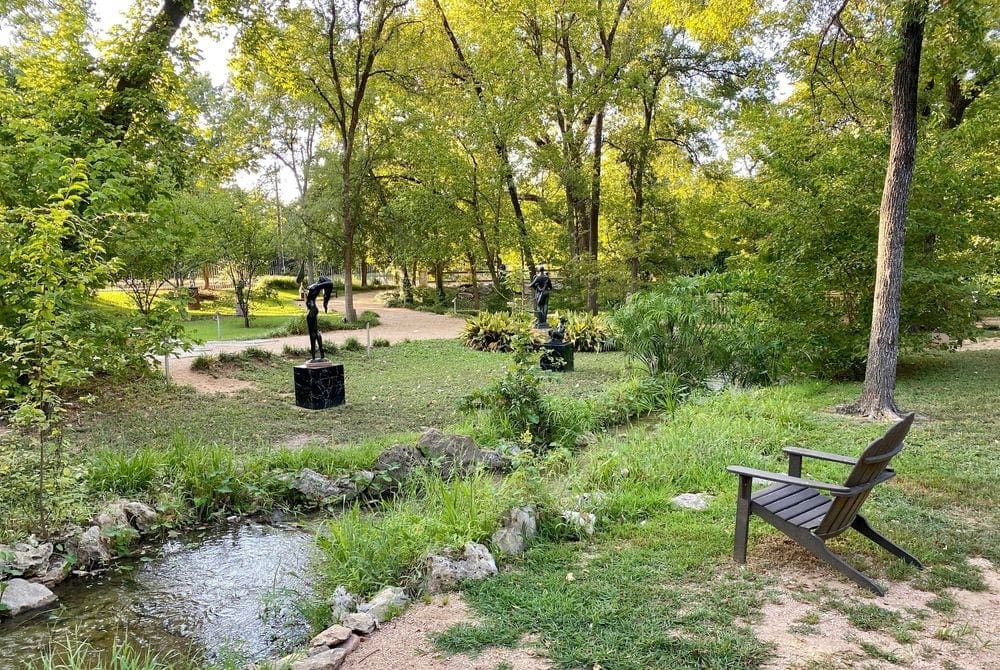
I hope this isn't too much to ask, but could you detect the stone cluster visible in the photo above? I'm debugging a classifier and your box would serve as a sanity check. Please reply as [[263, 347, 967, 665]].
[[0, 499, 157, 619]]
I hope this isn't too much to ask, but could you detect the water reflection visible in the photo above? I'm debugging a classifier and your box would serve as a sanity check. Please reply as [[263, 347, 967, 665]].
[[0, 522, 317, 668]]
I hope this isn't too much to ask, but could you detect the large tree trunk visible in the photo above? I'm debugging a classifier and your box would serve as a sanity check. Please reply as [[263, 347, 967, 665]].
[[847, 2, 926, 419], [587, 109, 604, 314], [342, 153, 357, 322]]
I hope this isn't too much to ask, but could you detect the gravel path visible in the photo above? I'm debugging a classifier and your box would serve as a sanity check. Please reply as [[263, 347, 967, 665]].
[[168, 294, 464, 392]]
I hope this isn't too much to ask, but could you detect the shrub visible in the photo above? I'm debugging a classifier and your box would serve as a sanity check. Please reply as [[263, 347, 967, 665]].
[[260, 276, 301, 292], [461, 312, 535, 352], [271, 311, 380, 337], [190, 354, 215, 371], [343, 337, 363, 352], [557, 311, 618, 352], [611, 278, 727, 385], [372, 338, 390, 348], [282, 344, 310, 357], [358, 310, 381, 326], [243, 346, 274, 361]]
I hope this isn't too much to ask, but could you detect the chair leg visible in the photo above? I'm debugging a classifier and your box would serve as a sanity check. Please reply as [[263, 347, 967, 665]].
[[853, 515, 923, 568], [797, 531, 886, 596], [734, 476, 752, 564]]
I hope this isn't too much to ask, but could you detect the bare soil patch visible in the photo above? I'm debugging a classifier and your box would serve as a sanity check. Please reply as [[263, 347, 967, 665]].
[[753, 552, 999, 669], [343, 594, 551, 670], [168, 364, 257, 395]]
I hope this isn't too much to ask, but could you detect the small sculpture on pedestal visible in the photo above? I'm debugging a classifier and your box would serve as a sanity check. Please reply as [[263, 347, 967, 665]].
[[528, 265, 553, 329], [294, 276, 345, 410], [540, 315, 574, 372]]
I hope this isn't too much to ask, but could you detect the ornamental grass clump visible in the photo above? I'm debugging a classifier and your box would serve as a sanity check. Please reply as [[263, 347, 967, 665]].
[[461, 312, 535, 352]]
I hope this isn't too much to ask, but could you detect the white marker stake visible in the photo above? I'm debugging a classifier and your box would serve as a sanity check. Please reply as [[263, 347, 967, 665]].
[[163, 354, 170, 384], [216, 311, 222, 339]]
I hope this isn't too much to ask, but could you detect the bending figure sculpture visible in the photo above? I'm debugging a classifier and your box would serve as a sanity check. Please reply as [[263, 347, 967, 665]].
[[305, 276, 334, 362]]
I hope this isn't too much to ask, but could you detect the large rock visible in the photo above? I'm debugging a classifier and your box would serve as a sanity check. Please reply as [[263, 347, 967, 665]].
[[341, 612, 376, 635], [291, 634, 359, 670], [373, 445, 428, 486], [310, 624, 353, 648], [423, 542, 498, 594], [122, 501, 158, 533], [286, 469, 367, 505], [356, 585, 409, 623], [73, 525, 112, 568], [38, 554, 72, 587], [0, 538, 53, 579], [1, 578, 57, 617], [491, 506, 537, 555], [330, 585, 357, 623], [416, 429, 508, 478]]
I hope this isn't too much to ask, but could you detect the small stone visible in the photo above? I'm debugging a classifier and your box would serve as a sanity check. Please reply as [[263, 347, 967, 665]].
[[671, 493, 713, 511], [423, 542, 498, 594], [491, 506, 537, 555], [561, 510, 596, 536], [342, 611, 376, 635], [38, 554, 72, 587], [357, 585, 409, 623], [310, 624, 353, 648], [1, 578, 57, 617]]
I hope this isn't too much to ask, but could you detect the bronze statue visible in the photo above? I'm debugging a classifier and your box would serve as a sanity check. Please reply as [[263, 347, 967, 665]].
[[528, 265, 553, 329], [547, 315, 568, 344], [305, 276, 334, 362]]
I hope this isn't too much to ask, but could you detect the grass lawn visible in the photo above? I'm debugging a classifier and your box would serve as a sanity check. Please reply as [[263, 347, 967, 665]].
[[68, 340, 628, 453], [183, 314, 299, 341], [428, 349, 1000, 669]]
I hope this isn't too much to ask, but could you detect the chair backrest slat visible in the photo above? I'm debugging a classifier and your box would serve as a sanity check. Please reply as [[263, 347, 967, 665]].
[[815, 413, 914, 538]]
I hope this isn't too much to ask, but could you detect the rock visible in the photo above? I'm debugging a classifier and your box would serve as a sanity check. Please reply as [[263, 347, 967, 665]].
[[292, 634, 359, 670], [0, 578, 57, 617], [96, 502, 132, 533], [286, 469, 365, 505], [357, 585, 409, 623], [342, 612, 376, 635], [491, 506, 537, 555], [310, 624, 353, 648], [575, 432, 598, 448], [671, 493, 713, 511], [373, 444, 428, 485], [0, 538, 53, 579], [38, 554, 72, 587], [561, 510, 596, 537], [73, 525, 112, 568], [416, 428, 508, 477], [122, 501, 158, 533], [423, 542, 498, 594], [330, 585, 357, 622]]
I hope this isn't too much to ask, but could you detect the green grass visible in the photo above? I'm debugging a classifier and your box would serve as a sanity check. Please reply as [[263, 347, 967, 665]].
[[431, 349, 1000, 668], [68, 341, 626, 454]]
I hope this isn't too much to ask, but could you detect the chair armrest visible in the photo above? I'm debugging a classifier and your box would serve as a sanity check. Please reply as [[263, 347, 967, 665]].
[[726, 465, 852, 495], [782, 445, 858, 466]]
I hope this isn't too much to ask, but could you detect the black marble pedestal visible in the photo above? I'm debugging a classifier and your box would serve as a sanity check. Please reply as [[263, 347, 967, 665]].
[[293, 362, 345, 409], [540, 342, 574, 372]]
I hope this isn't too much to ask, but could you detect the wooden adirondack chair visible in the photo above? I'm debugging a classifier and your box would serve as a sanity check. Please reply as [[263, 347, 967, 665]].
[[727, 413, 922, 595]]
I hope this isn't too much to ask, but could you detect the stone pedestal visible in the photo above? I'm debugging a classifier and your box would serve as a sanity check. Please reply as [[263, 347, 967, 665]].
[[540, 342, 574, 372], [294, 362, 345, 410]]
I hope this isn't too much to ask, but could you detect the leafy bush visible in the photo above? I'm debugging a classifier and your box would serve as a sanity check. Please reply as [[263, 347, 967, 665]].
[[343, 337, 363, 352], [557, 311, 618, 352], [372, 338, 390, 348], [461, 312, 536, 352], [611, 278, 727, 385]]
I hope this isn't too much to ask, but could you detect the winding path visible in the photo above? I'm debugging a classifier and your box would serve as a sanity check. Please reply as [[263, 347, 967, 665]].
[[169, 293, 464, 392]]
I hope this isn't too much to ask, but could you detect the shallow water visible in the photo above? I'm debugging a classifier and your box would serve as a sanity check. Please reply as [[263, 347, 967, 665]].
[[0, 522, 318, 668]]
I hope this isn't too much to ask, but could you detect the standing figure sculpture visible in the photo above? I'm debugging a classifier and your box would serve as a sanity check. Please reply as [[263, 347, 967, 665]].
[[528, 265, 553, 329], [305, 276, 335, 363]]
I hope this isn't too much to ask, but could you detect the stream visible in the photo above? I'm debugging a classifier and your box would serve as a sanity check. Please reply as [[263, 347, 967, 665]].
[[0, 521, 319, 668]]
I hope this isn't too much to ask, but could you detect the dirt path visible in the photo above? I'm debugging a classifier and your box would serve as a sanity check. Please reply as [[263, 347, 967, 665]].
[[752, 545, 999, 670], [168, 294, 464, 393], [343, 595, 550, 670]]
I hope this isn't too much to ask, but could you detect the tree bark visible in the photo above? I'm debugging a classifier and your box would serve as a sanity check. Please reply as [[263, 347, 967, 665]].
[[848, 1, 926, 419]]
